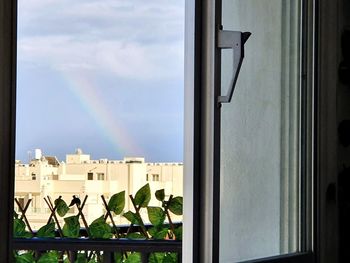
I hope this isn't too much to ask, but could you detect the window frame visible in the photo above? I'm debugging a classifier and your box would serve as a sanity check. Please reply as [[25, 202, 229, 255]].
[[0, 0, 341, 262], [183, 0, 331, 262], [0, 0, 17, 260], [315, 0, 340, 261], [215, 0, 314, 259]]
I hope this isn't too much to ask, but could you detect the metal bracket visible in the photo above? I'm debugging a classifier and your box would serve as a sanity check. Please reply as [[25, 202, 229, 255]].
[[217, 30, 251, 104]]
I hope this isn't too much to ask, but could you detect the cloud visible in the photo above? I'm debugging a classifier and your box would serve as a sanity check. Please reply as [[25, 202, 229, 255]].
[[18, 36, 183, 80], [16, 0, 185, 161], [18, 0, 184, 42], [17, 0, 184, 80]]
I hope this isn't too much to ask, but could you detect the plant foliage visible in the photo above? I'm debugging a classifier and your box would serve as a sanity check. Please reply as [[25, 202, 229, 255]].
[[108, 191, 125, 215], [62, 215, 80, 238], [134, 183, 151, 207], [54, 198, 70, 217], [13, 184, 183, 263]]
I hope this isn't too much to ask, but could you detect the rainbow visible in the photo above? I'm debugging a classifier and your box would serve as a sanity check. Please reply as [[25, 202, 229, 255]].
[[61, 69, 143, 158]]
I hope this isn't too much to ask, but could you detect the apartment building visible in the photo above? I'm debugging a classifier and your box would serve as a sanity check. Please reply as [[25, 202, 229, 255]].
[[14, 149, 183, 229]]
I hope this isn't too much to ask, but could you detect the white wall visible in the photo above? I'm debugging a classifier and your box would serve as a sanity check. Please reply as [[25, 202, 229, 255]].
[[219, 1, 299, 262]]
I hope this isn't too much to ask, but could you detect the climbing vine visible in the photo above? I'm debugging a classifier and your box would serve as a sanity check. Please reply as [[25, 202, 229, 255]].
[[13, 183, 183, 263]]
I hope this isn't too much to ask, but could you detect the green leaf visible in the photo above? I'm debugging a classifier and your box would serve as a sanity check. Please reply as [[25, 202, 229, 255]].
[[163, 253, 178, 263], [108, 191, 125, 215], [22, 232, 33, 238], [134, 183, 151, 207], [91, 215, 105, 224], [124, 252, 141, 263], [37, 222, 55, 238], [149, 252, 165, 263], [149, 252, 178, 263], [173, 226, 183, 240], [122, 211, 135, 223], [147, 207, 165, 227], [114, 252, 123, 263], [62, 215, 80, 238], [13, 218, 32, 238], [149, 226, 168, 240], [14, 210, 19, 219], [14, 252, 35, 263], [123, 211, 142, 225], [13, 218, 26, 237], [126, 232, 146, 239], [155, 189, 165, 202], [74, 253, 88, 263], [168, 197, 183, 215], [89, 215, 113, 239], [55, 198, 69, 217], [37, 251, 58, 263], [85, 254, 98, 263]]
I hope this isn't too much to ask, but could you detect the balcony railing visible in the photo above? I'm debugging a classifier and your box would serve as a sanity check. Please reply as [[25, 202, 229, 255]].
[[13, 224, 182, 263], [13, 238, 182, 263], [13, 185, 183, 262]]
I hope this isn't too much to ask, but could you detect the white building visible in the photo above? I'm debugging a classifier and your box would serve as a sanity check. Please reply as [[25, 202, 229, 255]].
[[15, 149, 183, 230]]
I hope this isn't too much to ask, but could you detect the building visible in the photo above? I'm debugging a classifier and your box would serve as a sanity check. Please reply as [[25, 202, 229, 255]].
[[14, 149, 183, 229]]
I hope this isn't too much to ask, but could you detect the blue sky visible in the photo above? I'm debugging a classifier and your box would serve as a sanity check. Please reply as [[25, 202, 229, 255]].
[[16, 0, 184, 162]]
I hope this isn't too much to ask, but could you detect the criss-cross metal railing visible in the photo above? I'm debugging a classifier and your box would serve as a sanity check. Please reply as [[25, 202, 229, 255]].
[[13, 195, 182, 262], [13, 237, 182, 263]]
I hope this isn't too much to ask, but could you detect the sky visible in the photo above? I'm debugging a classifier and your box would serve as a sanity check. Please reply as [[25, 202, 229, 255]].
[[16, 0, 184, 163]]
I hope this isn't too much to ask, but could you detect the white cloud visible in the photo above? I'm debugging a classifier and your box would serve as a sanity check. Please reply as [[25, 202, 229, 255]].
[[18, 0, 184, 42], [17, 0, 184, 80], [18, 36, 183, 80]]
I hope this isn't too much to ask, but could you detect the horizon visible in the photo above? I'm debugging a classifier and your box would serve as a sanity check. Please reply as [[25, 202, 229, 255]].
[[16, 147, 184, 163]]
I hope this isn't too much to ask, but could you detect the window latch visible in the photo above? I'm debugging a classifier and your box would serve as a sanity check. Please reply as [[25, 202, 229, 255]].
[[217, 29, 251, 104]]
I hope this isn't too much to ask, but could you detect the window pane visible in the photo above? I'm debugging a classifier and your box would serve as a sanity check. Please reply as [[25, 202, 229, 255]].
[[219, 0, 301, 262]]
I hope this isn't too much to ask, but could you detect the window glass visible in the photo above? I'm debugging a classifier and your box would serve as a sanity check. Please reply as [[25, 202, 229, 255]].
[[97, 173, 104, 180], [87, 172, 93, 180], [219, 0, 302, 261]]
